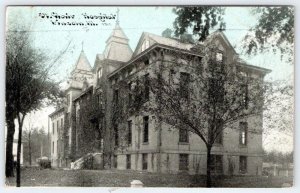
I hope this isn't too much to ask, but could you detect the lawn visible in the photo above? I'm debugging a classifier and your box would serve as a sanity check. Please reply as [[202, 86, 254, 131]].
[[5, 167, 293, 188]]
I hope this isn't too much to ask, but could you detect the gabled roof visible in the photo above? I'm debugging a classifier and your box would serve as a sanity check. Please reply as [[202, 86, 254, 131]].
[[204, 30, 237, 54], [72, 50, 92, 73], [133, 32, 194, 56], [103, 24, 133, 62]]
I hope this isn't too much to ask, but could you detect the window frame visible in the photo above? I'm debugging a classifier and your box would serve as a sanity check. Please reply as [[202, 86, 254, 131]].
[[180, 72, 190, 100], [143, 116, 149, 143], [211, 154, 223, 174], [144, 74, 150, 101], [126, 154, 131, 169], [128, 82, 133, 106], [127, 120, 132, 145], [97, 68, 103, 79], [179, 127, 189, 143], [239, 122, 248, 146], [239, 156, 247, 174], [142, 153, 148, 170], [113, 89, 119, 105], [114, 155, 118, 168], [179, 154, 189, 171]]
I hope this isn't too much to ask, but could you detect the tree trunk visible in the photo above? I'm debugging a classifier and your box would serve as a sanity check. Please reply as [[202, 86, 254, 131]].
[[16, 115, 25, 187], [28, 131, 32, 166], [206, 146, 212, 187], [5, 115, 15, 177]]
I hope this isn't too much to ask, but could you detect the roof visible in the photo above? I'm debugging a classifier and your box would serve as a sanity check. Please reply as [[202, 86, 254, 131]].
[[237, 58, 272, 74], [108, 43, 204, 78], [106, 23, 129, 42], [103, 24, 133, 62], [49, 106, 64, 117], [132, 32, 195, 57], [146, 32, 194, 51], [73, 86, 93, 102], [72, 50, 92, 73], [204, 30, 237, 54]]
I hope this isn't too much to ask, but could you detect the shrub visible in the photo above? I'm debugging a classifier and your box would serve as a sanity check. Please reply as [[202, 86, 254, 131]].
[[38, 158, 51, 169]]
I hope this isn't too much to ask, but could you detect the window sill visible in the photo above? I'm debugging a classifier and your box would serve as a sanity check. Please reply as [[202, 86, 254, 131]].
[[178, 142, 189, 145]]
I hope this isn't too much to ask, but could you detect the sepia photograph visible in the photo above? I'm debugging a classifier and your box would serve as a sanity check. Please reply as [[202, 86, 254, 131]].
[[4, 5, 294, 188]]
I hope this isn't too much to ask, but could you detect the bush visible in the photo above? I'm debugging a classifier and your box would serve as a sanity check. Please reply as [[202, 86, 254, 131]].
[[38, 158, 51, 169]]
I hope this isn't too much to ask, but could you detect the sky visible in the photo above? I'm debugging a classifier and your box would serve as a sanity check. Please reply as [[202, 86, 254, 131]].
[[5, 6, 294, 153]]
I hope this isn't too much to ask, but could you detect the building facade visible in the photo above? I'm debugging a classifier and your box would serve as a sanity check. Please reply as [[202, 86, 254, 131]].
[[49, 21, 270, 175], [49, 107, 64, 167]]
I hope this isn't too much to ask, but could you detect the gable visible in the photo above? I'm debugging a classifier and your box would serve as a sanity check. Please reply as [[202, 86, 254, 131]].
[[206, 31, 237, 56], [133, 33, 153, 57]]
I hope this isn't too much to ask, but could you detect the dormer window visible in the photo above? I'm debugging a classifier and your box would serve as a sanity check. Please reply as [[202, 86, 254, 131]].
[[142, 40, 150, 52], [216, 52, 223, 62]]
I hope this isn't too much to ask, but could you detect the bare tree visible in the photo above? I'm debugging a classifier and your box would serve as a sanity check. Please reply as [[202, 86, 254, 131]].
[[141, 43, 268, 187], [6, 24, 70, 187]]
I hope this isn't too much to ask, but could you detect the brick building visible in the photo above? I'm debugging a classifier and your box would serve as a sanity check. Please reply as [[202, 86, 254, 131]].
[[49, 21, 270, 175]]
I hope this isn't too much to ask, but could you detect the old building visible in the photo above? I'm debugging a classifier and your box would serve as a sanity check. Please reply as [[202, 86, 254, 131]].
[[49, 20, 270, 175], [49, 107, 64, 167]]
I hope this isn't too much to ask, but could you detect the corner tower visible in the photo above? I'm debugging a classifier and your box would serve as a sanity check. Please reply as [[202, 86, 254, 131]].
[[103, 10, 133, 62]]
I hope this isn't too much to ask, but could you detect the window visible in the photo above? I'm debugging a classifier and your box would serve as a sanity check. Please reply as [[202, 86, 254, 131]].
[[144, 74, 150, 101], [114, 125, 119, 147], [169, 69, 175, 84], [52, 141, 54, 154], [242, 84, 249, 109], [143, 116, 149, 143], [211, 155, 223, 174], [97, 68, 103, 79], [144, 59, 149, 66], [128, 120, 132, 145], [239, 156, 247, 174], [208, 119, 223, 144], [57, 140, 59, 154], [57, 120, 59, 135], [52, 122, 55, 134], [128, 82, 133, 106], [216, 52, 223, 62], [66, 94, 70, 106], [142, 153, 148, 170], [179, 128, 188, 143], [113, 89, 119, 105], [114, 155, 118, 168], [126, 154, 131, 169], [180, 72, 190, 100], [61, 118, 63, 129], [179, 154, 189, 171], [208, 78, 224, 103], [239, 122, 248, 145]]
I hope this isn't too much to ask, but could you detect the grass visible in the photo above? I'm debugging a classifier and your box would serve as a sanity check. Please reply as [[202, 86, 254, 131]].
[[5, 167, 293, 188]]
